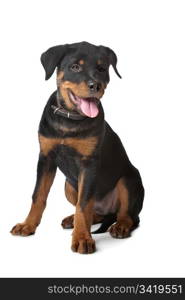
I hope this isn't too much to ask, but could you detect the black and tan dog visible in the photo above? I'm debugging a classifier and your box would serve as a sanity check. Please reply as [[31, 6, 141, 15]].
[[11, 42, 144, 254]]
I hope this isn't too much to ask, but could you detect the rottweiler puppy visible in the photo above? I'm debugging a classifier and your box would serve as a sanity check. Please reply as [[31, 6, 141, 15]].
[[11, 42, 144, 254]]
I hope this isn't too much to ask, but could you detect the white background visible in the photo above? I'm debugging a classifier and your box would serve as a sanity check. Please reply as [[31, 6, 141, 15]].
[[0, 0, 185, 277]]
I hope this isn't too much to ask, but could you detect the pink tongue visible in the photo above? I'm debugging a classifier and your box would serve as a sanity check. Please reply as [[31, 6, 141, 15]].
[[79, 98, 99, 118]]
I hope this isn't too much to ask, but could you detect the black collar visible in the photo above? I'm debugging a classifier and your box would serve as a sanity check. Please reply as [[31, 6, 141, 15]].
[[51, 93, 87, 121], [51, 104, 86, 120]]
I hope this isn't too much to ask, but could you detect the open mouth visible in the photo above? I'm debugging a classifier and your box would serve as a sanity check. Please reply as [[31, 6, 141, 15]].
[[68, 90, 100, 118]]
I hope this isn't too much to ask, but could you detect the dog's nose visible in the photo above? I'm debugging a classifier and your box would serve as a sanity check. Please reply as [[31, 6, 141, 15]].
[[88, 80, 101, 93]]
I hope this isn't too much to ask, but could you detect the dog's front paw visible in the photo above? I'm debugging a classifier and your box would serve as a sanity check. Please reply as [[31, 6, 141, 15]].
[[109, 221, 131, 239], [10, 223, 36, 236], [71, 237, 96, 254]]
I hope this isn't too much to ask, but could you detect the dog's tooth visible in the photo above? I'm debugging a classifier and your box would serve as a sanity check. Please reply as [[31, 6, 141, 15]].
[[69, 92, 76, 102]]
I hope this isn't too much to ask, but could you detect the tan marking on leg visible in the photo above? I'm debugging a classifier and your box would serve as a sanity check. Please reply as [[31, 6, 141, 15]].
[[28, 171, 56, 224], [74, 199, 94, 236], [79, 59, 84, 65], [109, 178, 133, 238], [65, 181, 77, 206], [11, 170, 56, 236], [116, 178, 129, 220], [71, 171, 95, 253], [77, 170, 85, 202], [72, 199, 95, 254]]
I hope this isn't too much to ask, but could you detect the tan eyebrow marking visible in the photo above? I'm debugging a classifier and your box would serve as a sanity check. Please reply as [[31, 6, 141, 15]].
[[79, 60, 84, 65]]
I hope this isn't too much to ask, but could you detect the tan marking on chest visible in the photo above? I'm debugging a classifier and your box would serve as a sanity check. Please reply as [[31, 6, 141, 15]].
[[63, 137, 97, 156], [39, 135, 97, 156], [39, 135, 61, 156]]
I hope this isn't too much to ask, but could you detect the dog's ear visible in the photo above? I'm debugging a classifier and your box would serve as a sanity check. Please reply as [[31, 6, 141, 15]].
[[40, 45, 68, 80], [106, 47, 122, 79]]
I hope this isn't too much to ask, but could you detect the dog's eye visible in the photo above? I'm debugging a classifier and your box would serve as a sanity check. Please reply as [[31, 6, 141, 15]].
[[71, 64, 82, 72], [97, 65, 107, 72]]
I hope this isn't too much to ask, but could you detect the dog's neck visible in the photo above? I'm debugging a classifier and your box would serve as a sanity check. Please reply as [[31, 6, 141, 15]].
[[51, 91, 87, 121]]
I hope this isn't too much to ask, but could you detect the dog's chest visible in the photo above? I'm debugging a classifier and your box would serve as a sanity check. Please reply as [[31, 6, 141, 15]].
[[56, 145, 79, 181], [54, 136, 97, 178], [39, 134, 98, 181], [39, 134, 97, 156]]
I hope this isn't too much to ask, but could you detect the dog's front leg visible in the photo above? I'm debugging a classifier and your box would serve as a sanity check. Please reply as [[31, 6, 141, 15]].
[[71, 160, 97, 254], [11, 153, 57, 236]]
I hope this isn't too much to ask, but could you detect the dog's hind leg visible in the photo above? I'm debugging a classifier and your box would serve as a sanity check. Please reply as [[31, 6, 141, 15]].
[[109, 169, 144, 238], [61, 180, 77, 229], [62, 180, 103, 229], [62, 212, 103, 229]]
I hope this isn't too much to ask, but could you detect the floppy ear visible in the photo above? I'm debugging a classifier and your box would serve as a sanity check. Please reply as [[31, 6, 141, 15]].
[[107, 47, 122, 79], [40, 45, 68, 80]]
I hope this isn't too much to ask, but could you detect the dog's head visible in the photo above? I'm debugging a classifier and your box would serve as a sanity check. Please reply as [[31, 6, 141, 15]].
[[41, 42, 121, 118]]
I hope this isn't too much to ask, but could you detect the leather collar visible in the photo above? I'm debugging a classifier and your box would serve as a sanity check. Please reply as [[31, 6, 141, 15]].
[[51, 93, 87, 121], [51, 104, 86, 120]]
